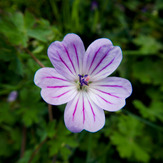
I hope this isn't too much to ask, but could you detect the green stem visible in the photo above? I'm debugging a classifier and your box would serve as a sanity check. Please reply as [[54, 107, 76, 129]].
[[123, 110, 163, 132], [86, 133, 92, 163], [28, 138, 48, 163], [24, 48, 45, 68]]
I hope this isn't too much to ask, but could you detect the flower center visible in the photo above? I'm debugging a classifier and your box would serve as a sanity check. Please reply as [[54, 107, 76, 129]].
[[78, 74, 90, 90]]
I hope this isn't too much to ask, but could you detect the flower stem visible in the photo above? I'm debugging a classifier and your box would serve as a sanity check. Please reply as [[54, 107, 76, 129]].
[[28, 138, 48, 163], [24, 48, 53, 121], [24, 48, 54, 162], [48, 104, 53, 121], [86, 133, 92, 163], [24, 48, 45, 68], [20, 126, 27, 158], [123, 110, 163, 132]]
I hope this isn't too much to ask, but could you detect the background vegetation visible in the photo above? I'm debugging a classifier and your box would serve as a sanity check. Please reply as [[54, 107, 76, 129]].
[[0, 0, 163, 162]]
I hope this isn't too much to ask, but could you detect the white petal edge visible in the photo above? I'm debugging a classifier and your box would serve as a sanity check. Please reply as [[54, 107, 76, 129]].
[[64, 92, 105, 133], [48, 33, 85, 81], [34, 67, 77, 105], [88, 77, 132, 111]]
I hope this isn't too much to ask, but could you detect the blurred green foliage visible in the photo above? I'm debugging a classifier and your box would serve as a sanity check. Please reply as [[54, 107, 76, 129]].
[[0, 0, 163, 162]]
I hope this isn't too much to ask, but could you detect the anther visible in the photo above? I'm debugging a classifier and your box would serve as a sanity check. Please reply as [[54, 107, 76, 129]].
[[78, 74, 90, 89]]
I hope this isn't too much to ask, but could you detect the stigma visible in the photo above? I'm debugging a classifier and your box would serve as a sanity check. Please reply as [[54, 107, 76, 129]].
[[78, 74, 90, 90]]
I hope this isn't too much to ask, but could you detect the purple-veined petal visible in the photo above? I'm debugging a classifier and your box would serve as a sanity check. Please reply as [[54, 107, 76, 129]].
[[34, 68, 71, 88], [48, 33, 85, 81], [83, 38, 122, 81], [64, 92, 105, 133], [88, 77, 132, 111], [34, 68, 77, 105]]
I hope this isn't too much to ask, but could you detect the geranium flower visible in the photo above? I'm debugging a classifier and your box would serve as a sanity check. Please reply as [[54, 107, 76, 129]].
[[7, 91, 18, 102], [34, 34, 132, 133]]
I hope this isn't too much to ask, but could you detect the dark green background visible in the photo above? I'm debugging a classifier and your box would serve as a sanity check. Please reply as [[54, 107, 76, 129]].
[[0, 0, 163, 162]]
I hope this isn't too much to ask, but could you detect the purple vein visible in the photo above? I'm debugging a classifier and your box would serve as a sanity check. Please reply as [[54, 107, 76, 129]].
[[73, 44, 79, 69], [52, 90, 70, 98], [98, 85, 123, 88], [88, 47, 101, 72], [90, 48, 112, 74], [73, 98, 79, 121], [95, 57, 115, 75], [88, 100, 95, 121], [95, 89, 119, 98], [82, 97, 85, 124], [97, 94, 113, 104], [56, 51, 73, 75], [98, 84, 129, 93], [44, 76, 67, 81], [47, 85, 69, 88], [63, 44, 76, 73]]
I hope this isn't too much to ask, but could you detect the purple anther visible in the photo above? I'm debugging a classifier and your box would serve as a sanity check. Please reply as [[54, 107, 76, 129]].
[[78, 74, 82, 84], [78, 74, 89, 88], [82, 79, 88, 85]]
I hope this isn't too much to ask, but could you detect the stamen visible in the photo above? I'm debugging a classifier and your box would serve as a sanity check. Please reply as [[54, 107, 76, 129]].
[[78, 74, 90, 89], [85, 76, 90, 82]]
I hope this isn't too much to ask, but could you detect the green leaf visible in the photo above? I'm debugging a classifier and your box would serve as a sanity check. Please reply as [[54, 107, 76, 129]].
[[0, 12, 28, 47], [133, 35, 162, 55], [27, 28, 52, 42], [132, 58, 163, 85], [0, 36, 17, 61], [17, 150, 33, 163], [111, 115, 151, 162], [46, 121, 56, 138], [60, 146, 71, 160], [10, 12, 25, 32], [48, 139, 60, 156], [32, 45, 45, 54], [18, 87, 45, 126], [0, 132, 12, 156], [134, 100, 163, 122], [24, 11, 35, 29], [0, 102, 16, 125], [9, 57, 24, 76]]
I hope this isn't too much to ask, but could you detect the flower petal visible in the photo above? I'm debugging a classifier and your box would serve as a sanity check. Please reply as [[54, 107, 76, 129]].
[[83, 38, 122, 81], [48, 33, 85, 81], [64, 92, 105, 133], [88, 77, 132, 111], [34, 68, 77, 105]]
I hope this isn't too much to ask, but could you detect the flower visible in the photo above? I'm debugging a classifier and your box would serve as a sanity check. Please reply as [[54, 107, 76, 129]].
[[91, 1, 98, 10], [34, 33, 132, 133], [7, 91, 18, 102]]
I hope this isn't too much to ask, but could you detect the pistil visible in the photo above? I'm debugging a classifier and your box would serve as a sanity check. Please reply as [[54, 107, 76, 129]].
[[78, 74, 90, 90]]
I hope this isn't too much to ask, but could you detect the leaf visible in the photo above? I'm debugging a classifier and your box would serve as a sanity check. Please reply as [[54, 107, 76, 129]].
[[17, 150, 33, 163], [27, 28, 52, 42], [0, 36, 17, 61], [18, 87, 46, 127], [0, 102, 16, 125], [0, 12, 28, 47], [9, 57, 24, 76], [10, 12, 25, 32], [46, 121, 56, 138], [0, 132, 12, 156], [48, 139, 60, 156], [32, 45, 45, 54], [24, 11, 35, 29], [60, 146, 71, 160], [111, 115, 151, 162], [133, 35, 162, 55], [134, 100, 163, 122], [132, 58, 163, 85], [27, 18, 53, 42]]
